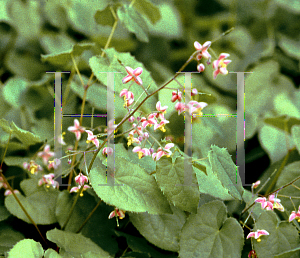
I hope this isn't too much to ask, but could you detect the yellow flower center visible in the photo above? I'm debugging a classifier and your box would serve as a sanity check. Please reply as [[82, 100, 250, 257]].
[[257, 238, 261, 242], [138, 152, 143, 159]]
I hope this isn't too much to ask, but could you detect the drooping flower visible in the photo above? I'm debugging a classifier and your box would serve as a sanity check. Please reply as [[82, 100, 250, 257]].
[[102, 147, 114, 157], [120, 89, 134, 107], [108, 207, 126, 227], [252, 180, 261, 189], [75, 173, 89, 186], [48, 158, 61, 170], [105, 119, 118, 136], [37, 145, 55, 165], [191, 88, 198, 96], [140, 114, 157, 128], [175, 102, 185, 115], [212, 53, 231, 79], [197, 63, 205, 73], [247, 229, 269, 242], [171, 91, 182, 102], [186, 101, 208, 117], [132, 146, 151, 159], [152, 143, 174, 161], [122, 67, 143, 85], [289, 206, 300, 222], [23, 160, 43, 175], [38, 173, 59, 189], [85, 130, 99, 148], [70, 184, 90, 197], [194, 41, 212, 63], [68, 119, 86, 141]]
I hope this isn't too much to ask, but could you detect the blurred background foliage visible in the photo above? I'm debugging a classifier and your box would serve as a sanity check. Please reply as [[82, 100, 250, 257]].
[[0, 0, 300, 256]]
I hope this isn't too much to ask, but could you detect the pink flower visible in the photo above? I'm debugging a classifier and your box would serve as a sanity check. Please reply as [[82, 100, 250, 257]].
[[57, 132, 66, 145], [171, 91, 182, 102], [37, 145, 55, 165], [212, 53, 231, 79], [186, 101, 208, 116], [122, 67, 143, 85], [105, 119, 118, 136], [23, 160, 43, 175], [153, 118, 169, 132], [255, 194, 284, 212], [108, 208, 125, 219], [70, 184, 90, 197], [132, 146, 151, 159], [120, 89, 134, 107], [68, 119, 86, 141], [4, 189, 20, 196], [140, 114, 157, 128], [102, 147, 113, 157], [48, 158, 61, 170], [248, 250, 257, 258], [152, 143, 174, 161], [156, 101, 168, 117], [197, 63, 205, 73], [75, 173, 89, 186], [85, 130, 99, 148], [194, 41, 212, 63], [289, 206, 300, 222], [0, 177, 7, 189], [128, 116, 135, 123], [38, 173, 59, 189], [252, 180, 261, 189], [191, 88, 198, 96], [247, 229, 269, 242], [175, 102, 185, 115]]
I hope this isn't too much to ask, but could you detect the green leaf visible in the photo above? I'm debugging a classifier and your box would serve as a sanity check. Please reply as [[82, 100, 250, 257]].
[[115, 231, 177, 258], [179, 200, 244, 258], [156, 156, 200, 213], [0, 118, 12, 133], [44, 248, 63, 258], [291, 125, 300, 154], [3, 78, 28, 109], [8, 0, 41, 40], [144, 2, 182, 39], [132, 0, 161, 24], [94, 6, 115, 26], [10, 121, 41, 147], [7, 239, 44, 258], [208, 145, 244, 200], [90, 156, 172, 214], [258, 124, 295, 164], [46, 228, 112, 258], [41, 42, 95, 66], [128, 204, 186, 252], [5, 190, 59, 225], [278, 33, 300, 59], [117, 5, 149, 42], [264, 115, 300, 134], [274, 246, 300, 258], [0, 223, 25, 254], [275, 161, 300, 212], [0, 205, 10, 222], [274, 0, 300, 14], [254, 211, 299, 258]]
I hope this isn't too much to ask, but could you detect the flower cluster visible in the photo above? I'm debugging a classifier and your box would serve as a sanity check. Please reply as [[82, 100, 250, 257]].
[[255, 194, 284, 212], [193, 41, 231, 79]]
